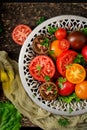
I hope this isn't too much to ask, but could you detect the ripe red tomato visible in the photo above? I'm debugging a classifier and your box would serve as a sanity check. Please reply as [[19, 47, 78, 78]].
[[82, 45, 87, 60], [12, 24, 32, 45], [55, 28, 67, 40], [56, 78, 75, 96], [29, 55, 55, 82], [56, 50, 77, 76], [58, 39, 70, 51]]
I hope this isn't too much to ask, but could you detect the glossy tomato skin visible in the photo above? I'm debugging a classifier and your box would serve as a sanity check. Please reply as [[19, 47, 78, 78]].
[[56, 81, 75, 96], [29, 55, 55, 82], [50, 40, 63, 59], [67, 31, 86, 50], [55, 28, 67, 40], [58, 39, 70, 51], [75, 81, 87, 99], [56, 50, 78, 76], [82, 45, 87, 61]]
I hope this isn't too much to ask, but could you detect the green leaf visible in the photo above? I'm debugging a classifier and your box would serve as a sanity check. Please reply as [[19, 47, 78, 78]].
[[48, 50, 54, 55], [36, 17, 46, 25], [58, 92, 81, 104], [44, 75, 50, 81], [47, 26, 58, 35], [0, 102, 22, 130], [69, 107, 73, 113], [58, 82, 63, 89], [36, 65, 41, 71], [81, 27, 87, 36], [41, 38, 49, 47], [58, 77, 67, 83], [47, 86, 53, 91], [58, 118, 69, 127], [73, 53, 87, 67]]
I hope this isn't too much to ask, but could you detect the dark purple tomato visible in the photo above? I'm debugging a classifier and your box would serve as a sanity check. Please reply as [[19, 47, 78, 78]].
[[67, 31, 86, 50]]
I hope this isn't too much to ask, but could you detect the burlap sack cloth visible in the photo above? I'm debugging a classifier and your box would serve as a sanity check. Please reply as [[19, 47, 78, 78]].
[[0, 51, 87, 130]]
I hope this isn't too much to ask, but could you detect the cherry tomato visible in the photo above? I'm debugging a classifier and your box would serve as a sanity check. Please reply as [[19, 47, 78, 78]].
[[75, 81, 87, 99], [12, 24, 32, 45], [56, 78, 75, 96], [82, 45, 87, 61], [56, 50, 77, 76], [55, 28, 67, 40], [67, 31, 86, 50], [50, 40, 63, 59], [66, 63, 86, 84], [29, 55, 55, 82], [39, 82, 58, 101], [58, 39, 70, 51]]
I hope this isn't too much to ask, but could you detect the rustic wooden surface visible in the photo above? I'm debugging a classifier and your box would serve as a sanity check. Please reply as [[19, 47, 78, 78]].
[[0, 2, 87, 128]]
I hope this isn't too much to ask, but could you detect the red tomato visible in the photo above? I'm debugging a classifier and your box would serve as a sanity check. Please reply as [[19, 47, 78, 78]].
[[55, 28, 67, 40], [82, 45, 87, 60], [58, 39, 70, 51], [56, 80, 75, 96], [56, 50, 77, 76], [12, 24, 32, 45], [29, 55, 55, 82]]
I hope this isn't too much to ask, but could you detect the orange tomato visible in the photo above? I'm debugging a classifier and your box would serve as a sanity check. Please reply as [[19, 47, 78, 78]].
[[66, 63, 86, 84], [50, 40, 63, 59], [75, 81, 87, 99]]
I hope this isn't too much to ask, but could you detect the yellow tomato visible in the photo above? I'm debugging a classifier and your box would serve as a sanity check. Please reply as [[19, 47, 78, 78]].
[[75, 81, 87, 99], [50, 40, 63, 59], [66, 63, 86, 84]]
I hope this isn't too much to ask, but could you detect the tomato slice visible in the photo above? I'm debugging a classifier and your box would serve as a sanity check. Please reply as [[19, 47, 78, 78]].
[[56, 50, 77, 76], [58, 39, 70, 51], [12, 24, 32, 45], [66, 63, 86, 84], [39, 82, 58, 101], [29, 55, 55, 82]]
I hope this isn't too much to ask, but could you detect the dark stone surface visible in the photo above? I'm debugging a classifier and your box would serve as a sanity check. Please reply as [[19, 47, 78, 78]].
[[0, 2, 87, 127]]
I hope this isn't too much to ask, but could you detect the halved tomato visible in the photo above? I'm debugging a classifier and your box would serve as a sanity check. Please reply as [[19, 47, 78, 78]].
[[39, 82, 58, 101], [66, 63, 86, 84], [29, 55, 55, 82], [12, 24, 32, 45], [56, 50, 77, 76]]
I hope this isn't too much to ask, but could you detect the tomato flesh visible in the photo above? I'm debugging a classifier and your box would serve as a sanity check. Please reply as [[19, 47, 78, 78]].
[[12, 24, 32, 45], [66, 63, 86, 84], [29, 55, 55, 82], [56, 50, 77, 76]]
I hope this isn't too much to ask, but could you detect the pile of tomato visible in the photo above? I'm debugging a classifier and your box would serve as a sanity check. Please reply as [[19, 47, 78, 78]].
[[29, 27, 87, 101]]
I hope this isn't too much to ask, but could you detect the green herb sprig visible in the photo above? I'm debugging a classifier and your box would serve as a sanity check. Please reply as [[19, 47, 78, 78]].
[[58, 118, 69, 127]]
